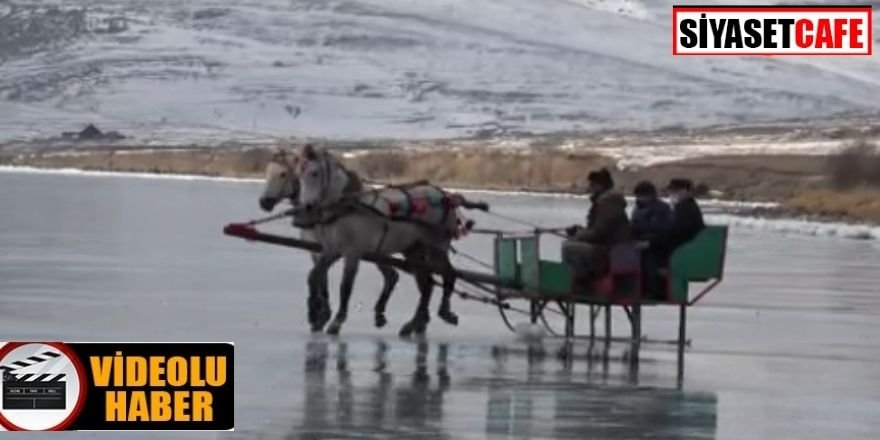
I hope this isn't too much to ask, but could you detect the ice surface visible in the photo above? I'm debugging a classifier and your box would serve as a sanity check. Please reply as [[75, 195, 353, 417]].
[[3, 169, 880, 439]]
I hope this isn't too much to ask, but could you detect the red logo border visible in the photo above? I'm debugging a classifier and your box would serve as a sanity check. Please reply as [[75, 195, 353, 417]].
[[0, 342, 89, 431], [672, 5, 874, 56]]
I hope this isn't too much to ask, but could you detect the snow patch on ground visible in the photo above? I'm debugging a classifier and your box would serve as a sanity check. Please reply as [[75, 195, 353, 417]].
[[0, 0, 879, 144], [709, 214, 880, 241], [595, 139, 862, 168]]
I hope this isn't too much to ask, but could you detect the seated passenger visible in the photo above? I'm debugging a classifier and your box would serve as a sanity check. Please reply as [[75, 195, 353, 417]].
[[630, 180, 672, 241], [630, 181, 672, 299], [562, 168, 630, 289], [638, 178, 706, 299]]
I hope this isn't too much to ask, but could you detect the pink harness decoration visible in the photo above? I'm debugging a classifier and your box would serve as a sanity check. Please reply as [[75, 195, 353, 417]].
[[354, 183, 471, 240], [454, 215, 470, 239]]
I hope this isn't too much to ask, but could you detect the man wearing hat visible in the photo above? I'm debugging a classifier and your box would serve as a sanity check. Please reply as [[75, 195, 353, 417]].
[[562, 168, 630, 289], [629, 180, 673, 297], [639, 178, 705, 279], [631, 180, 672, 242]]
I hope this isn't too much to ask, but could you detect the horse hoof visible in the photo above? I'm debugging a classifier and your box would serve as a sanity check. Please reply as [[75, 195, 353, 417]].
[[311, 303, 332, 328], [326, 320, 343, 335], [375, 314, 388, 328], [313, 316, 331, 332], [439, 310, 459, 326], [412, 319, 428, 336], [414, 321, 428, 335], [399, 323, 415, 338]]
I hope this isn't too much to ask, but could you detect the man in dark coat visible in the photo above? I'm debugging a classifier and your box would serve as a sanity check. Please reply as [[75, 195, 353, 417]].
[[639, 178, 706, 296], [562, 168, 630, 285], [630, 180, 672, 241], [630, 180, 672, 298]]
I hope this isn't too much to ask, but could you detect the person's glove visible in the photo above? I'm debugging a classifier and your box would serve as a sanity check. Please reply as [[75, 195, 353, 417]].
[[565, 225, 580, 237]]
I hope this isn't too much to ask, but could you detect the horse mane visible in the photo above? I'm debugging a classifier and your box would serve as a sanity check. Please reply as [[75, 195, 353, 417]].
[[329, 153, 363, 193], [343, 168, 363, 193], [269, 146, 298, 168], [269, 150, 287, 165], [315, 148, 363, 194]]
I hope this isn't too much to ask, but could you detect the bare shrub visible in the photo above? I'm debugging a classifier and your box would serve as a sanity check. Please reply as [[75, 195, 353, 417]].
[[825, 140, 880, 189], [352, 151, 408, 180], [238, 148, 273, 173], [693, 183, 711, 198]]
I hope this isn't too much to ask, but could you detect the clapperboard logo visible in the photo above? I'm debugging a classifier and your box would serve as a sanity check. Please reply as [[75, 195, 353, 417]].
[[0, 342, 86, 431], [3, 373, 67, 409], [3, 351, 67, 410]]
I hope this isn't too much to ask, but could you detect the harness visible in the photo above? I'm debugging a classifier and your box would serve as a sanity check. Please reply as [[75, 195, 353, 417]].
[[292, 154, 468, 246], [299, 183, 463, 233]]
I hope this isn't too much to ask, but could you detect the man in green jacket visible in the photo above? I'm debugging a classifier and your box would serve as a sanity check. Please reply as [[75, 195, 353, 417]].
[[562, 168, 631, 288]]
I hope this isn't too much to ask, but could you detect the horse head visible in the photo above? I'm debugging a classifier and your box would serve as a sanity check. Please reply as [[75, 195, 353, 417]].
[[259, 145, 301, 212], [296, 144, 351, 210]]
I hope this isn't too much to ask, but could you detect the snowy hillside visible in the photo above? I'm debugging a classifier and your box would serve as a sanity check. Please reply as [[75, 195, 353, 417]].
[[0, 0, 879, 143]]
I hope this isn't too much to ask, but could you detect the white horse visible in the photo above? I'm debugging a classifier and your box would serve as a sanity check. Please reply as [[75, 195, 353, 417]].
[[258, 148, 400, 332], [295, 144, 481, 336]]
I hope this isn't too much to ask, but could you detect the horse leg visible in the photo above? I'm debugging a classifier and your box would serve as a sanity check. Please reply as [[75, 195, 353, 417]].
[[400, 251, 434, 337], [412, 270, 434, 336], [436, 253, 459, 326], [373, 264, 399, 328], [308, 252, 336, 331], [307, 253, 336, 332], [305, 252, 319, 329], [326, 255, 360, 335], [399, 270, 433, 337]]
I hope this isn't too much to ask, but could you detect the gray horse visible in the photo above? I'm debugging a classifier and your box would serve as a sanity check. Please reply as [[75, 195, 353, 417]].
[[258, 148, 400, 332], [295, 144, 480, 337]]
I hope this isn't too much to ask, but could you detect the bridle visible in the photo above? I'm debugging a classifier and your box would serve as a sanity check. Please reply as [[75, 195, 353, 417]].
[[299, 150, 345, 207], [266, 154, 300, 207], [294, 150, 373, 229]]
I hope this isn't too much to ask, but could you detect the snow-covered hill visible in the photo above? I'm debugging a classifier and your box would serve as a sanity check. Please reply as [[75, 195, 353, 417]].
[[0, 0, 879, 143]]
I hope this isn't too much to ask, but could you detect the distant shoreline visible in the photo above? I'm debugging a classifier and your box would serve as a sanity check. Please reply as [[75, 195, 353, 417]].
[[2, 140, 878, 225], [0, 164, 778, 210], [4, 162, 880, 242]]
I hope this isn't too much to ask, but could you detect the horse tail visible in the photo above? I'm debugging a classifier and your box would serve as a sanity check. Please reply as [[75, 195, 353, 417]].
[[452, 208, 476, 240], [447, 193, 489, 212]]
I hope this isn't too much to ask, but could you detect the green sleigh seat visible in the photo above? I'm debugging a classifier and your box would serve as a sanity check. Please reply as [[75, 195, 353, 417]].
[[493, 225, 728, 305], [666, 225, 728, 303]]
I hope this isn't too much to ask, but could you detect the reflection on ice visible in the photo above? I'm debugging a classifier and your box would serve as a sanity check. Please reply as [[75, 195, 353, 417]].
[[296, 339, 453, 440], [289, 338, 717, 440]]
